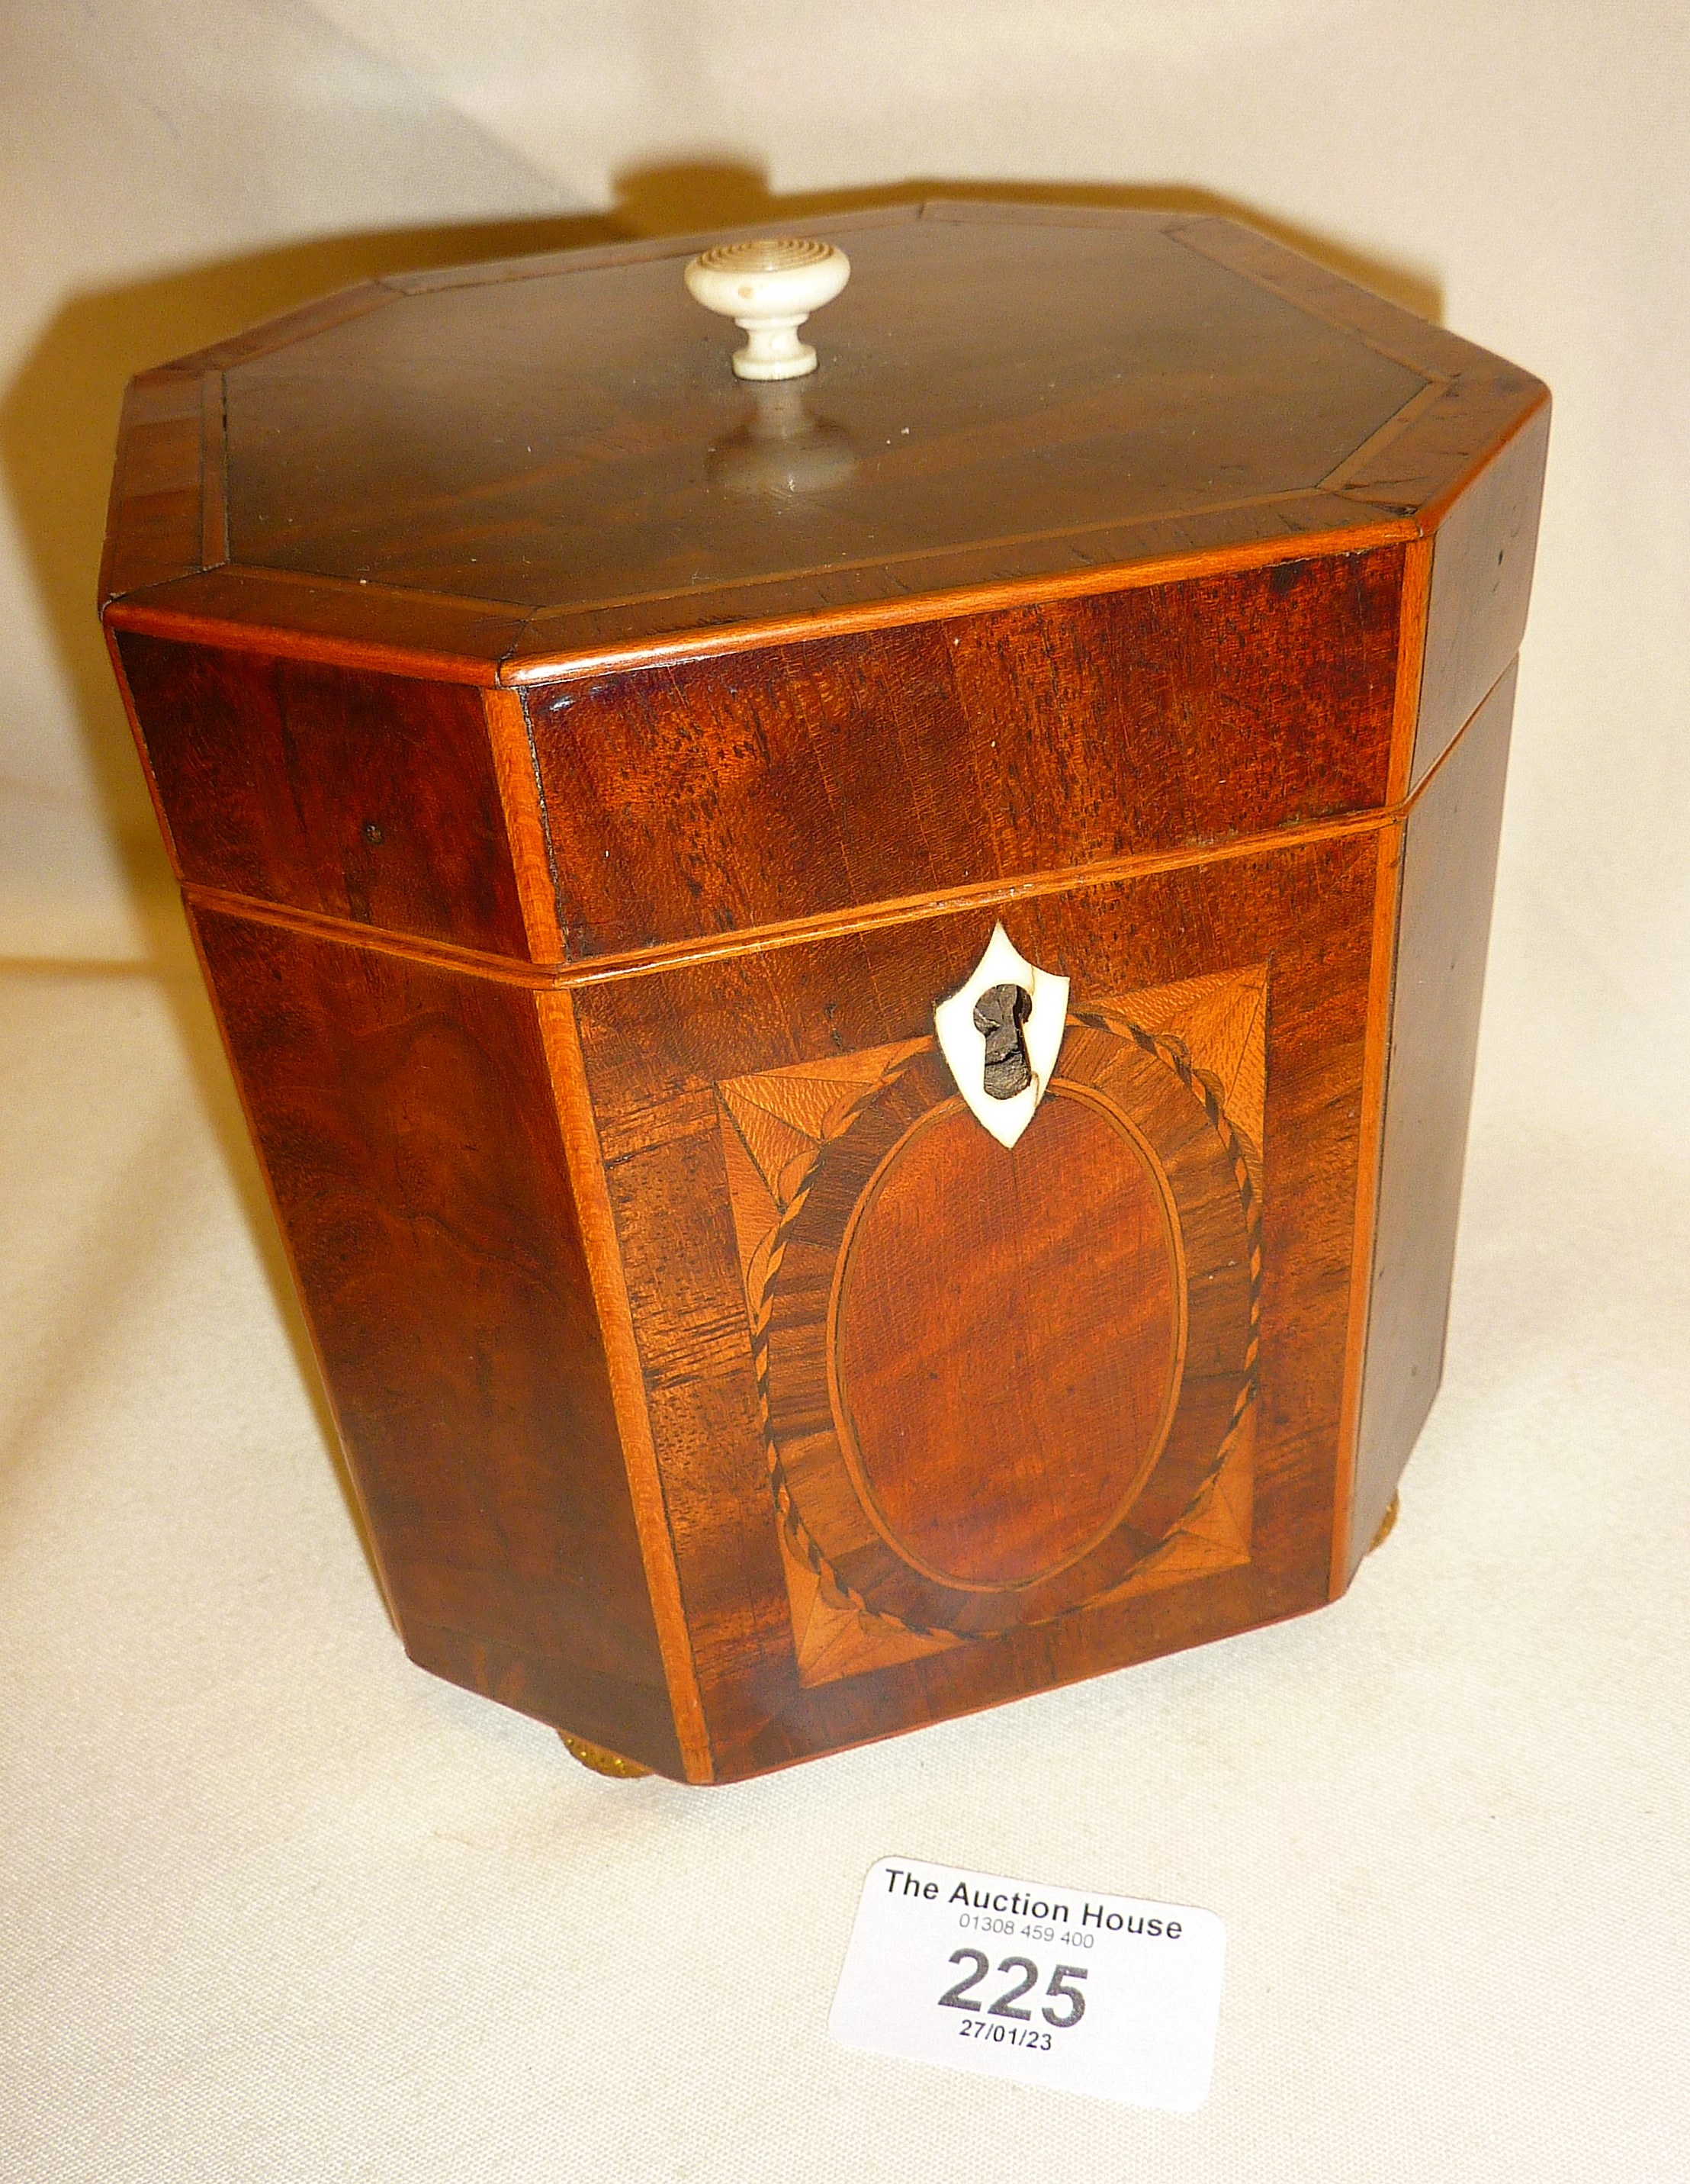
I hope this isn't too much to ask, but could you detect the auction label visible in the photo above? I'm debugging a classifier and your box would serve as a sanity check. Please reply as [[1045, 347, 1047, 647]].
[[829, 1857, 1225, 2112]]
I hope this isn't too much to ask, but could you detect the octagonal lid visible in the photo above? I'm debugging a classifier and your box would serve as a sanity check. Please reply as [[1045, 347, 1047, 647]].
[[102, 201, 1546, 684]]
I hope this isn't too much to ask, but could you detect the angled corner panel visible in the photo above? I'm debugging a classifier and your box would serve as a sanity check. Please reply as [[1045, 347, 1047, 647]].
[[1413, 405, 1548, 788], [1347, 664, 1518, 1577], [190, 905, 683, 1775]]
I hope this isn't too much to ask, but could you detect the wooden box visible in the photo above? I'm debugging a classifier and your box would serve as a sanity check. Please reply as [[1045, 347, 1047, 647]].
[[101, 204, 1547, 1784]]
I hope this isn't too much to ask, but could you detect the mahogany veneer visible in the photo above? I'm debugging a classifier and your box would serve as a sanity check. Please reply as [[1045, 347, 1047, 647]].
[[102, 203, 1547, 1782]]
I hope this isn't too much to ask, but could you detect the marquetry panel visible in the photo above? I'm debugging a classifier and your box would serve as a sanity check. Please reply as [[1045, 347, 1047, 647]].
[[718, 963, 1267, 1687]]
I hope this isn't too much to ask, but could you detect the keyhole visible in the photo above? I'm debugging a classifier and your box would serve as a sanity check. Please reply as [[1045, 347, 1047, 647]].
[[973, 982, 1033, 1100]]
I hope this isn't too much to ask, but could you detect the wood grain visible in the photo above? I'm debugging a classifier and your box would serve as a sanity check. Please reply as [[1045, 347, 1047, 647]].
[[534, 989, 714, 1782], [482, 686, 565, 963], [1347, 664, 1517, 1577], [115, 633, 533, 957], [524, 551, 1404, 958], [198, 372, 229, 568], [99, 198, 1544, 1780], [214, 214, 1425, 616], [160, 279, 400, 375], [1413, 404, 1549, 787], [1329, 819, 1406, 1594], [105, 565, 523, 682], [497, 508, 1416, 684], [104, 202, 1544, 685], [574, 839, 1378, 1780], [98, 368, 210, 604], [1168, 214, 1496, 384], [1387, 536, 1435, 805], [744, 1013, 1252, 1635], [191, 905, 683, 1774], [834, 1092, 1181, 1592], [712, 956, 1268, 1693]]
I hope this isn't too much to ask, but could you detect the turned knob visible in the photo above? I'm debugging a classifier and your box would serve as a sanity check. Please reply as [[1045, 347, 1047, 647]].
[[683, 237, 851, 381]]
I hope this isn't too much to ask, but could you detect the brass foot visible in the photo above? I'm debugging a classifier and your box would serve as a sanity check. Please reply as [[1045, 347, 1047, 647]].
[[1367, 1492, 1400, 1555], [560, 1732, 651, 1778]]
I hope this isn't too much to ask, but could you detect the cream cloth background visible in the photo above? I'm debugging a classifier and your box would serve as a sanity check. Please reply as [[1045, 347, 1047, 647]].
[[3, 4, 1687, 2178]]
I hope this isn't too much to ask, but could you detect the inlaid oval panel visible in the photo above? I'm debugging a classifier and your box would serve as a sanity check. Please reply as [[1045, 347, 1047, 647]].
[[831, 1086, 1183, 1591], [746, 1027, 1258, 1642]]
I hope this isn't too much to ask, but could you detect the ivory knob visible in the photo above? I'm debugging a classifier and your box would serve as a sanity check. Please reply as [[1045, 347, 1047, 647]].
[[683, 237, 851, 381]]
